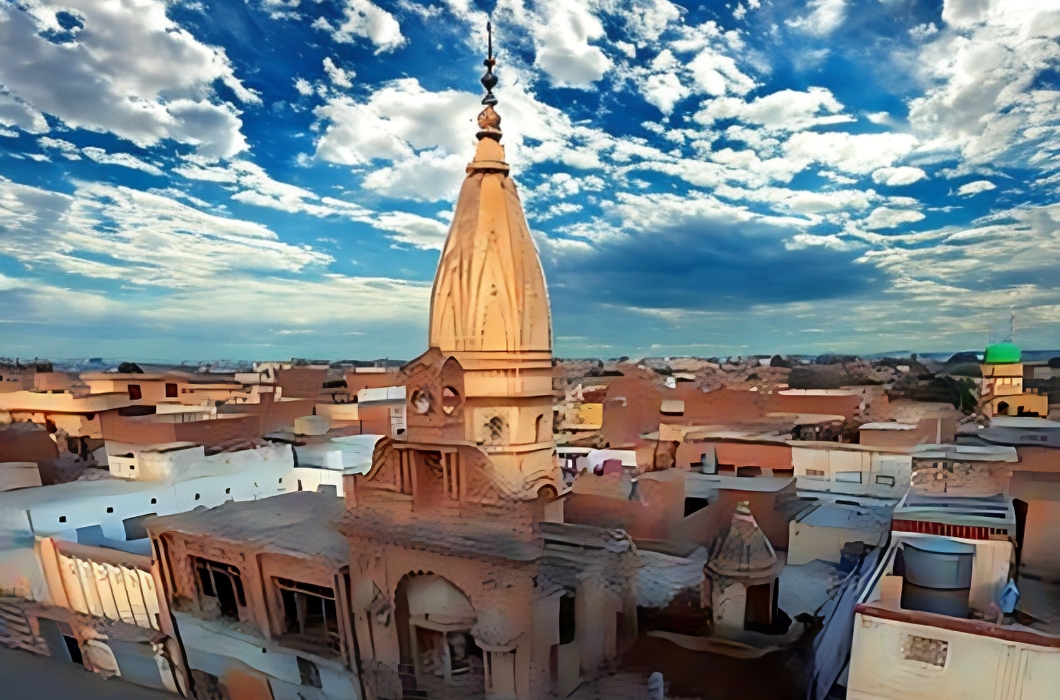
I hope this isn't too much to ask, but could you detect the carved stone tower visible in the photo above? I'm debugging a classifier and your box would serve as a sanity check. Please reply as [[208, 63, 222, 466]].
[[426, 26, 556, 499]]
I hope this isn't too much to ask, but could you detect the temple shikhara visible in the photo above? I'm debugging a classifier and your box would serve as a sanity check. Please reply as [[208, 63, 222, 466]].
[[3, 24, 1060, 700]]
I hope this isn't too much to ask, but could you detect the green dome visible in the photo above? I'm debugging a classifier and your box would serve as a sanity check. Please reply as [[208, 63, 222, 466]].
[[984, 342, 1021, 364]]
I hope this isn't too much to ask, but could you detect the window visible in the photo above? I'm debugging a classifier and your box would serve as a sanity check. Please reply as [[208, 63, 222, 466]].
[[737, 466, 762, 478], [275, 578, 342, 655], [442, 386, 460, 415], [194, 557, 246, 621], [684, 497, 709, 516], [411, 389, 430, 414], [559, 591, 576, 645], [128, 384, 142, 400], [875, 475, 896, 487], [165, 383, 178, 398], [805, 469, 826, 477], [486, 416, 506, 444]]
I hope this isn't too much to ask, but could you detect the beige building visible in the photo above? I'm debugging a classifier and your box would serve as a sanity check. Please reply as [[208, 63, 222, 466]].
[[847, 479, 1060, 699], [979, 343, 1049, 418]]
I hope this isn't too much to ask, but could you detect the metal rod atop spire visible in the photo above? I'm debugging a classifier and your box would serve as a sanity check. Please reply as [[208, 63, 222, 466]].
[[481, 20, 498, 107]]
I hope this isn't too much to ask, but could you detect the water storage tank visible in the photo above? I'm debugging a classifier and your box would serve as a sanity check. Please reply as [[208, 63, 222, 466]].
[[900, 538, 975, 618]]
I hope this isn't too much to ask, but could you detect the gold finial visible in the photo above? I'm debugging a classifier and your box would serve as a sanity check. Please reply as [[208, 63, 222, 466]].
[[477, 20, 502, 142]]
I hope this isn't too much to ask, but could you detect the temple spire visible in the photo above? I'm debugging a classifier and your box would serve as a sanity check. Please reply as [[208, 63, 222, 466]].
[[428, 22, 551, 356]]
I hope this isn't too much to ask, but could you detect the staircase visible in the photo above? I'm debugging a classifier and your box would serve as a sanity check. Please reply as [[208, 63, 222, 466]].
[[0, 597, 48, 656]]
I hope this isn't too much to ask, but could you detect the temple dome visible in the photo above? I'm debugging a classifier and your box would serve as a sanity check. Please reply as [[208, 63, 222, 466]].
[[428, 104, 551, 354], [984, 342, 1021, 364]]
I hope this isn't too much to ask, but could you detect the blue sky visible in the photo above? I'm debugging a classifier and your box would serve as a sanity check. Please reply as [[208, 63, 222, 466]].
[[1, 0, 1059, 362]]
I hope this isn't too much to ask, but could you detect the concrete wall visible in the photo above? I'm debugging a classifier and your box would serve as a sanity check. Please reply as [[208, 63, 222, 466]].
[[849, 612, 1060, 700], [792, 446, 911, 497]]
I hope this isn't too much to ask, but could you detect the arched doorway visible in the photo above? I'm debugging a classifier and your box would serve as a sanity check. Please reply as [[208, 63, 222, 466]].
[[396, 573, 480, 688]]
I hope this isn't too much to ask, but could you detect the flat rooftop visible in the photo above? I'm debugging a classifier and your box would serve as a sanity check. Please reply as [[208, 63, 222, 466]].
[[685, 473, 794, 496], [145, 490, 348, 564], [910, 443, 1018, 462], [894, 492, 1016, 528]]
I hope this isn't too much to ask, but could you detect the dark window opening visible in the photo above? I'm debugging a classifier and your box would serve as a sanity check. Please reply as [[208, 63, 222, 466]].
[[876, 475, 896, 486], [106, 506, 113, 513], [298, 656, 322, 688], [559, 591, 576, 645], [64, 635, 83, 665], [744, 582, 774, 630], [684, 497, 709, 517], [276, 578, 342, 655], [128, 384, 142, 400], [59, 516, 67, 523], [165, 383, 178, 398], [737, 466, 762, 477], [150, 498, 157, 504], [194, 557, 245, 620]]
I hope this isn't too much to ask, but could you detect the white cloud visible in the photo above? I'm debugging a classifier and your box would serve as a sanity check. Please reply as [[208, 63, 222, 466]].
[[0, 0, 257, 157], [0, 175, 431, 340], [311, 76, 614, 199], [908, 0, 1060, 173], [909, 22, 939, 41], [864, 206, 926, 230], [786, 0, 848, 37], [872, 166, 928, 186], [315, 0, 405, 54], [696, 87, 851, 131], [620, 0, 682, 45], [0, 92, 48, 133], [313, 79, 479, 167], [82, 147, 164, 176], [175, 157, 374, 219], [784, 131, 919, 174], [533, 1, 612, 87], [641, 51, 690, 114], [361, 149, 469, 201], [0, 176, 331, 288], [957, 179, 996, 196], [373, 211, 449, 249], [323, 57, 354, 89], [784, 232, 854, 251], [716, 184, 877, 216], [687, 48, 756, 97], [37, 136, 81, 160]]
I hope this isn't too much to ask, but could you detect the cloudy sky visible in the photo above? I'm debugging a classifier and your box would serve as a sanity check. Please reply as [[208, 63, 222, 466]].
[[1, 0, 1059, 362]]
